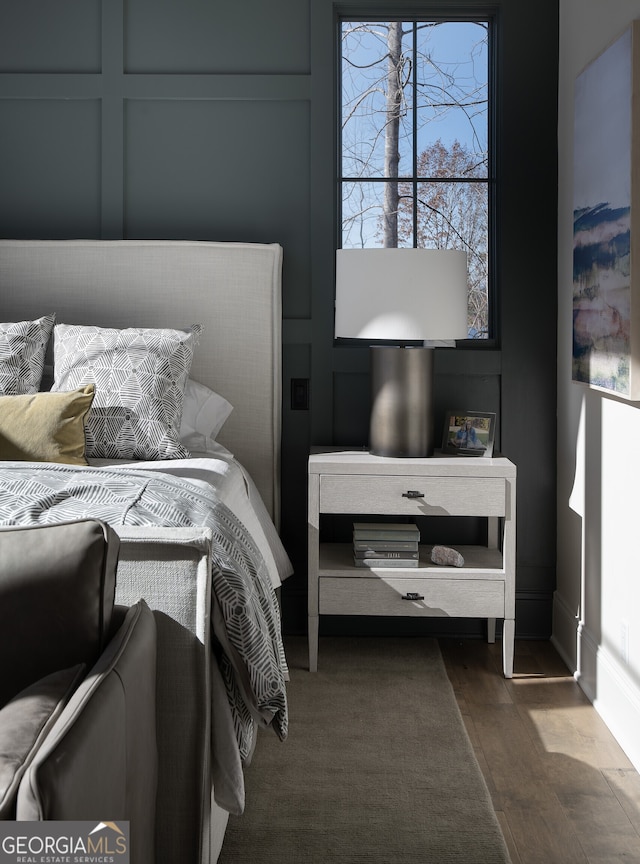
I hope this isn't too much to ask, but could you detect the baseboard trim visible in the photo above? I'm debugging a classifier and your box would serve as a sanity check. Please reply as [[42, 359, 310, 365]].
[[550, 590, 578, 672], [552, 591, 640, 774]]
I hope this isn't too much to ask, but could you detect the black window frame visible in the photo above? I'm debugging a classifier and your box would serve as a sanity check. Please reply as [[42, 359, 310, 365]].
[[335, 8, 499, 346]]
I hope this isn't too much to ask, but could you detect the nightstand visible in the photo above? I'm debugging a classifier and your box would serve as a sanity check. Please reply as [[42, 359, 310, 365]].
[[308, 449, 517, 677]]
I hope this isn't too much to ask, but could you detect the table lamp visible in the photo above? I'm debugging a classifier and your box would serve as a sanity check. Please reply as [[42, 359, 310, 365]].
[[335, 247, 468, 457]]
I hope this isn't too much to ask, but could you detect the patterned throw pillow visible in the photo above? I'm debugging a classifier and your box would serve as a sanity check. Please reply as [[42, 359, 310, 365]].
[[0, 315, 55, 395], [52, 323, 202, 460]]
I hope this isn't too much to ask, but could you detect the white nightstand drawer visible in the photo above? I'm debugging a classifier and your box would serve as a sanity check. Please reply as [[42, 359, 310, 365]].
[[320, 474, 505, 516], [319, 576, 504, 617]]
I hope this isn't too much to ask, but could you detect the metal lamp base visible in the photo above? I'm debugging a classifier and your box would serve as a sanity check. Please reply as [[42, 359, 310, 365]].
[[369, 346, 434, 458]]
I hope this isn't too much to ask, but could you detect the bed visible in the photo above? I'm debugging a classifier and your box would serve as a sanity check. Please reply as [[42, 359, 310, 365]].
[[0, 239, 292, 864]]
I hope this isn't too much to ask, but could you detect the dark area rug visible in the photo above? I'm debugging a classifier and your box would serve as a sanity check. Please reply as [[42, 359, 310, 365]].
[[218, 636, 511, 863]]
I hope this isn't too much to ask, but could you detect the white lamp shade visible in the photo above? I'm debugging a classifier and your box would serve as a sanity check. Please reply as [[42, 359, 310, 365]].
[[335, 248, 468, 341]]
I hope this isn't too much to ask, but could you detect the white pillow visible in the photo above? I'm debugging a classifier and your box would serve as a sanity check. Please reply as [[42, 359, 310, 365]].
[[180, 378, 233, 453], [0, 315, 55, 395], [52, 322, 202, 460]]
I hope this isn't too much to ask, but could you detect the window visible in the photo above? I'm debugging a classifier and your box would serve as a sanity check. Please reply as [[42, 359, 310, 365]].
[[340, 19, 491, 338]]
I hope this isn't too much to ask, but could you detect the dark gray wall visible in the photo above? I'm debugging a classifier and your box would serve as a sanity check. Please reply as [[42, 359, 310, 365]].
[[0, 0, 558, 639]]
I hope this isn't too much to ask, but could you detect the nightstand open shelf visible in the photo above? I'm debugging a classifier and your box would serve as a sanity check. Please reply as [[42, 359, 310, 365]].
[[319, 542, 505, 574], [308, 449, 517, 677]]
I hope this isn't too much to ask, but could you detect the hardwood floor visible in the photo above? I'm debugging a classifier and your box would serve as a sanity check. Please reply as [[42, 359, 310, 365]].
[[439, 638, 640, 864]]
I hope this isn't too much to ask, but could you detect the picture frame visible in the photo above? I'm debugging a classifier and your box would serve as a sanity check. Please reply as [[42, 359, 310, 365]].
[[442, 411, 496, 457], [572, 22, 640, 398]]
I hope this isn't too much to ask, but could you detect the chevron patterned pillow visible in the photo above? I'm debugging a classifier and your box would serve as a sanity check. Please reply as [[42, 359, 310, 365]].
[[52, 322, 202, 460], [0, 315, 55, 395]]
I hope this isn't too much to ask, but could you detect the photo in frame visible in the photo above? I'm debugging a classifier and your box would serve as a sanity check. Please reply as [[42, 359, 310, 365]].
[[442, 411, 496, 457], [572, 22, 640, 398]]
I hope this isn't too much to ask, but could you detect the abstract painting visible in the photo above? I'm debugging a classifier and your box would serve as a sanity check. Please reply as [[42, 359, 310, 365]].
[[573, 22, 639, 398]]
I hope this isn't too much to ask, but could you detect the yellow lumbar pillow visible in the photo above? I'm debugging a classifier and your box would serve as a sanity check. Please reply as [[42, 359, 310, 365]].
[[0, 385, 95, 465]]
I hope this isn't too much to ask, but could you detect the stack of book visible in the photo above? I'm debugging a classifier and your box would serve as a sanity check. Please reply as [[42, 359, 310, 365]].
[[353, 522, 420, 568]]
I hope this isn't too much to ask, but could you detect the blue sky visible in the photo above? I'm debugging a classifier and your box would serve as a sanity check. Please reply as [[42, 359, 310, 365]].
[[341, 20, 488, 179]]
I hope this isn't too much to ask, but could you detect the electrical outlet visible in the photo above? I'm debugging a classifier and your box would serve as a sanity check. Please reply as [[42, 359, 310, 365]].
[[291, 378, 310, 411], [621, 620, 629, 664]]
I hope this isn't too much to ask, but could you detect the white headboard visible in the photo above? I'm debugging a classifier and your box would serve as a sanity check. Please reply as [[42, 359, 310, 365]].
[[0, 239, 283, 524]]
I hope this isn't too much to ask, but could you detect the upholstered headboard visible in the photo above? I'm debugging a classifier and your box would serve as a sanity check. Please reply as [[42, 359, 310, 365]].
[[0, 239, 283, 523]]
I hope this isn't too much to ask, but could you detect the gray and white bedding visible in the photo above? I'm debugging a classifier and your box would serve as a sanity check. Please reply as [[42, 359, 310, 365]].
[[0, 455, 291, 814], [90, 449, 294, 589]]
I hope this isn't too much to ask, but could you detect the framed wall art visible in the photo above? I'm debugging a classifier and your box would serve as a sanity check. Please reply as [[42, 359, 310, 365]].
[[442, 411, 496, 457], [573, 21, 640, 398]]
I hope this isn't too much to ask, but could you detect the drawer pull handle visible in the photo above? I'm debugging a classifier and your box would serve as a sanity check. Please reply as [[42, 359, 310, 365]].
[[402, 490, 425, 499], [402, 592, 424, 601]]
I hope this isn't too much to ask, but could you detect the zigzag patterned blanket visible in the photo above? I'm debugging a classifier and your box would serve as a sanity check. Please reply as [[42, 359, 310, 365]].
[[0, 461, 288, 761]]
